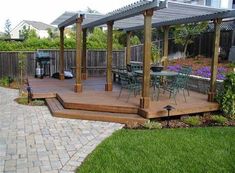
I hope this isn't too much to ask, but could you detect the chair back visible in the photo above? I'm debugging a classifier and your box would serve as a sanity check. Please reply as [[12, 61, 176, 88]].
[[119, 73, 130, 87], [175, 66, 192, 88]]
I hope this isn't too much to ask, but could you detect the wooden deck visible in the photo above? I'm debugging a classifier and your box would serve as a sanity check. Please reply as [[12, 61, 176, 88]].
[[28, 77, 219, 124]]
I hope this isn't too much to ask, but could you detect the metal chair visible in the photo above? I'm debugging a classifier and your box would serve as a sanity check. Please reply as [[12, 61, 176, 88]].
[[151, 75, 161, 101], [178, 66, 192, 96], [163, 66, 192, 104], [117, 72, 142, 102]]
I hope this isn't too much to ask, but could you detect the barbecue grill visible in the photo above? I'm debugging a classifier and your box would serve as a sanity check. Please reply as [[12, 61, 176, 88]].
[[35, 51, 51, 78]]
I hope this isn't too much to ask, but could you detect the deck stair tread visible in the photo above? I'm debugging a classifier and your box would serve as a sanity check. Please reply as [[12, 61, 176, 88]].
[[46, 98, 146, 125], [57, 93, 139, 114]]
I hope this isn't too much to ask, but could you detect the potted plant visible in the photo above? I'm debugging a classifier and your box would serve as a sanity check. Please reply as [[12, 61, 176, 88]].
[[151, 44, 163, 72]]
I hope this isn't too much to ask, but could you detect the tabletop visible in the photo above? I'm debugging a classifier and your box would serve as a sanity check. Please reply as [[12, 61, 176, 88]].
[[135, 70, 178, 76]]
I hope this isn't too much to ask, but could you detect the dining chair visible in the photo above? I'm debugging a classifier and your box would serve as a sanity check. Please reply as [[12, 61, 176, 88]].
[[151, 75, 161, 101], [163, 66, 192, 104], [117, 72, 142, 102]]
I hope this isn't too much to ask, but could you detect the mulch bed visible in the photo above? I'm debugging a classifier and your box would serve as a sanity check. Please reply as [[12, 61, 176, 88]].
[[169, 56, 234, 72]]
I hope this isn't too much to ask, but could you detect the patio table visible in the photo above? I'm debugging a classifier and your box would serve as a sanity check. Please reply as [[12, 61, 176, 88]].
[[134, 70, 178, 77], [135, 70, 178, 101]]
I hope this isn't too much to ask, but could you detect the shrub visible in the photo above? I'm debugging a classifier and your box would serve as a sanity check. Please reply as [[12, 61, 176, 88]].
[[211, 115, 227, 125], [15, 97, 28, 105], [32, 99, 45, 106], [0, 76, 10, 86], [216, 72, 235, 119], [143, 120, 162, 129], [182, 116, 202, 126], [15, 97, 45, 106]]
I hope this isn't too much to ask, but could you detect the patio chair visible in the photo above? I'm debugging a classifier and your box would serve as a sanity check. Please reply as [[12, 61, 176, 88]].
[[117, 72, 142, 102], [131, 64, 142, 72], [151, 75, 161, 101], [178, 66, 192, 96], [163, 66, 192, 104]]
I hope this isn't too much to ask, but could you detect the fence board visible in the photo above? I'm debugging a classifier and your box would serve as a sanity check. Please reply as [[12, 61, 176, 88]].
[[0, 49, 125, 78]]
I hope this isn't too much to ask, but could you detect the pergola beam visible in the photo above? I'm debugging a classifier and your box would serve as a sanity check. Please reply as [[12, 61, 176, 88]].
[[59, 27, 65, 80], [82, 28, 87, 80], [126, 31, 132, 65], [208, 18, 222, 102], [105, 21, 114, 91], [74, 18, 83, 92], [58, 14, 80, 28], [140, 9, 153, 109], [124, 10, 235, 31], [162, 25, 169, 68], [82, 0, 166, 29]]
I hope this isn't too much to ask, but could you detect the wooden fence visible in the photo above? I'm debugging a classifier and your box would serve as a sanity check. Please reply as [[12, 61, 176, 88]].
[[0, 31, 232, 78], [0, 49, 125, 78]]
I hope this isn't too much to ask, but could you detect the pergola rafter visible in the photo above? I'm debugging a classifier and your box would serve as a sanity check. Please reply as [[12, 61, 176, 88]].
[[52, 0, 235, 108]]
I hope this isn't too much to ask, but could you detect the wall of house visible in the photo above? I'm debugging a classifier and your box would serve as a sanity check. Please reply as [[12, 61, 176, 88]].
[[10, 22, 50, 39], [10, 22, 31, 39], [38, 30, 49, 38]]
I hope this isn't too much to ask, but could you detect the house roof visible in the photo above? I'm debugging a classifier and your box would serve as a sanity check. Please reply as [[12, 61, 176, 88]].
[[24, 20, 55, 30], [53, 0, 235, 31]]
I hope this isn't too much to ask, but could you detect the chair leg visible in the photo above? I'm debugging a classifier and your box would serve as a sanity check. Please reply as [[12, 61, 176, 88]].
[[187, 88, 190, 96], [157, 86, 160, 101], [126, 89, 132, 102], [118, 87, 123, 99], [151, 86, 156, 101], [186, 84, 190, 96], [183, 89, 187, 102]]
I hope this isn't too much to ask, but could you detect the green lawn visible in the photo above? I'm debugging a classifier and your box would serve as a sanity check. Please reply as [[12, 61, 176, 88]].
[[77, 127, 235, 173]]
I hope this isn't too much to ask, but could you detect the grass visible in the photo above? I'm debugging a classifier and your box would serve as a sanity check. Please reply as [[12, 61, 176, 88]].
[[78, 127, 235, 173]]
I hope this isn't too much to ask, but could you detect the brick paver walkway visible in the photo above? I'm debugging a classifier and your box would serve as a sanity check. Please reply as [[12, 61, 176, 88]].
[[0, 87, 123, 173]]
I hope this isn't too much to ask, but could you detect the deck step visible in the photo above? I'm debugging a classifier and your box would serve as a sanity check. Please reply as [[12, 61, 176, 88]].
[[46, 98, 146, 125], [57, 94, 138, 114]]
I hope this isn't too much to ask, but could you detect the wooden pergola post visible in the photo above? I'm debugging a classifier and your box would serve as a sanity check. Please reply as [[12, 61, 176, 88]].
[[140, 9, 153, 109], [82, 28, 87, 80], [74, 18, 83, 92], [126, 31, 132, 65], [163, 25, 169, 68], [59, 27, 65, 80], [105, 21, 114, 91], [208, 18, 222, 102]]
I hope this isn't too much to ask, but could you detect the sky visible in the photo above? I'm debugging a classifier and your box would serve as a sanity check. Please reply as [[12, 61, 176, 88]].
[[0, 0, 138, 32]]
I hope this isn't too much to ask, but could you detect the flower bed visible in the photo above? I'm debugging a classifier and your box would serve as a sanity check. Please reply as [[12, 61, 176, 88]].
[[167, 64, 228, 80]]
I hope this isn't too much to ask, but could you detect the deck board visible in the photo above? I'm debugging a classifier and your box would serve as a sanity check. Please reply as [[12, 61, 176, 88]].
[[29, 77, 219, 119], [46, 98, 146, 125]]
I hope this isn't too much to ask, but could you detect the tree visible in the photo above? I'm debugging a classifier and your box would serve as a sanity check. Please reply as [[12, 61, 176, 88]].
[[47, 28, 59, 39], [4, 19, 11, 38], [20, 26, 37, 39], [18, 52, 26, 95], [87, 27, 107, 49], [173, 22, 208, 57]]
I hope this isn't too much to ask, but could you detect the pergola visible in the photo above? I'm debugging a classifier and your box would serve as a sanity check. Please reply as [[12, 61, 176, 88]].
[[52, 0, 235, 109]]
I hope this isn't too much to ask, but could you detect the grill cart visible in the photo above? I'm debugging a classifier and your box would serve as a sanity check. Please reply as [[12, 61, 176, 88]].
[[35, 51, 51, 79]]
